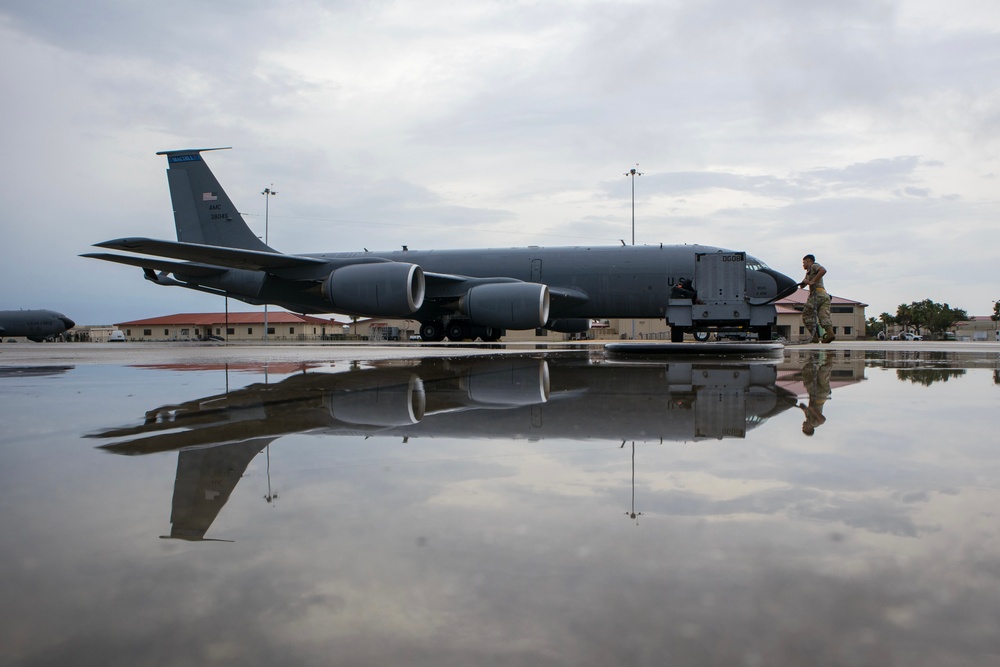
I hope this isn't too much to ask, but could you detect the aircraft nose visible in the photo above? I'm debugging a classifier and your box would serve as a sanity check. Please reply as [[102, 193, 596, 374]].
[[763, 268, 799, 302], [60, 316, 76, 330]]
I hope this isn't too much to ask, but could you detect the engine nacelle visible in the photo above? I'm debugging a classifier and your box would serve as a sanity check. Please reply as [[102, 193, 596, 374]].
[[459, 282, 550, 330], [327, 375, 426, 426], [323, 262, 425, 316], [463, 359, 550, 407], [546, 318, 591, 334]]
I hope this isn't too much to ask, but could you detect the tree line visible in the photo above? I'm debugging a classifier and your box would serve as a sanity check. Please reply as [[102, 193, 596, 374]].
[[866, 299, 970, 338]]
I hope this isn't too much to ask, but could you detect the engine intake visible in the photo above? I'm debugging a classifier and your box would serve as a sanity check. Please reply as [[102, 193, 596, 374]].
[[459, 282, 550, 330], [323, 262, 425, 316]]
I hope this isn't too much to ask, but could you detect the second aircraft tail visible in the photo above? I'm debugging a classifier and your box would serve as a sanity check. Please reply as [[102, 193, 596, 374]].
[[156, 148, 274, 252]]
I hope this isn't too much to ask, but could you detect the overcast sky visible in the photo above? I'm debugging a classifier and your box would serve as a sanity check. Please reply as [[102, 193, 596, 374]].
[[2, 0, 998, 325]]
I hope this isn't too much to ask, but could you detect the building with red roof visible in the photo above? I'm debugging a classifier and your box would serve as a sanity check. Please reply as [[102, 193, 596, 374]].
[[109, 291, 872, 343], [115, 311, 346, 342]]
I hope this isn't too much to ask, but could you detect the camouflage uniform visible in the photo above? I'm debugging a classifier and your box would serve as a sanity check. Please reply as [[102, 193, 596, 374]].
[[801, 262, 833, 342]]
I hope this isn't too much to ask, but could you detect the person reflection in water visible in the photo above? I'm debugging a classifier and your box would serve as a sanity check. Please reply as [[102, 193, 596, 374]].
[[798, 353, 833, 436]]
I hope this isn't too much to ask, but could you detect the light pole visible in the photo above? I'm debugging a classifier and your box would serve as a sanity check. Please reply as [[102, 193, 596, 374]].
[[624, 165, 642, 339], [261, 185, 277, 342], [624, 165, 642, 246]]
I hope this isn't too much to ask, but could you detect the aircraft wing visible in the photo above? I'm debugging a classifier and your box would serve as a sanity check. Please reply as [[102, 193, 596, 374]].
[[92, 237, 328, 272], [81, 252, 227, 278], [89, 237, 592, 309]]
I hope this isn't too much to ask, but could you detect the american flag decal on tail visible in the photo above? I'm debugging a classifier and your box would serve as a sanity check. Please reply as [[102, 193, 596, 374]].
[[202, 192, 218, 201]]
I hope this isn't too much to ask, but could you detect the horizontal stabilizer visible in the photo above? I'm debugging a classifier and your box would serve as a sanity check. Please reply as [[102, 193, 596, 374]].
[[80, 253, 227, 278], [93, 237, 328, 272]]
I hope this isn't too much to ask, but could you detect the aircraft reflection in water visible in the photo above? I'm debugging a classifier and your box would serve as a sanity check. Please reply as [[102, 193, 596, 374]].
[[88, 355, 798, 541]]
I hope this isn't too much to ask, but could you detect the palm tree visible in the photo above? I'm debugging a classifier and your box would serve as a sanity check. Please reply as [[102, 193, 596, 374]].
[[880, 312, 894, 339], [895, 304, 913, 335]]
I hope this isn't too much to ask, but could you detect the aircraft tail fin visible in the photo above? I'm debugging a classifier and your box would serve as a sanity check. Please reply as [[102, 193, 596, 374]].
[[156, 148, 274, 252]]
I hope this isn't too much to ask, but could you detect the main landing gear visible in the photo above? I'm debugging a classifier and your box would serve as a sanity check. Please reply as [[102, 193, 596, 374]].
[[419, 320, 446, 342]]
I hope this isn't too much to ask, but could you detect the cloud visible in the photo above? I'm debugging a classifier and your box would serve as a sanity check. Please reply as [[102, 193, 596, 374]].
[[2, 0, 1000, 322]]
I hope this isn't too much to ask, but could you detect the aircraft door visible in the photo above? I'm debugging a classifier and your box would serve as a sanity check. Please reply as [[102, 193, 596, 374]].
[[530, 259, 542, 282]]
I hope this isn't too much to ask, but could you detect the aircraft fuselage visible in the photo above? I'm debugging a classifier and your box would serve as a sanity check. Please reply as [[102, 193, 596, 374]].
[[0, 309, 75, 342], [297, 243, 778, 319]]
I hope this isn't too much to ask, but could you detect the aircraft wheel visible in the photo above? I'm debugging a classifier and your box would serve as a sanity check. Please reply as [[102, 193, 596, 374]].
[[446, 321, 470, 341], [419, 321, 445, 342], [693, 330, 710, 342]]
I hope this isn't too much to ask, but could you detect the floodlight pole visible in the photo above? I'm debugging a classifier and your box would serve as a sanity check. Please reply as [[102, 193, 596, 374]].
[[261, 185, 277, 343], [625, 165, 642, 246], [624, 165, 642, 339]]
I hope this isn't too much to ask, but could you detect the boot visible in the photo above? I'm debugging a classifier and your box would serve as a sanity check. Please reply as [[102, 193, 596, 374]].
[[822, 332, 836, 343]]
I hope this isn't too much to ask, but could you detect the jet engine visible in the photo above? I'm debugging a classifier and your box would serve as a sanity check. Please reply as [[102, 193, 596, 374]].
[[463, 359, 550, 407], [326, 375, 426, 426], [458, 283, 550, 330], [323, 262, 425, 316]]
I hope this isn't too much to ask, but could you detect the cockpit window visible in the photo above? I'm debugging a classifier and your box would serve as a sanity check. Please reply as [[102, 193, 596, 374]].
[[746, 255, 769, 271]]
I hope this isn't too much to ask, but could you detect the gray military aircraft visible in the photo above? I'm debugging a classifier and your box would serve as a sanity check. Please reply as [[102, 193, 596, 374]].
[[83, 148, 798, 341], [0, 309, 75, 342]]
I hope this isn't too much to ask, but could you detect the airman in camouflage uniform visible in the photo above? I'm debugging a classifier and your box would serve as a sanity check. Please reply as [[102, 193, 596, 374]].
[[800, 254, 834, 344]]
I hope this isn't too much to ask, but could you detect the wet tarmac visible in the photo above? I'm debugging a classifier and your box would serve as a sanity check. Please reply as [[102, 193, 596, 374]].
[[1, 342, 999, 665]]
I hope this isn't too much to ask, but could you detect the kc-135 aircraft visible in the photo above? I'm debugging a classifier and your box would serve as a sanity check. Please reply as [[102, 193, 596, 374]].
[[84, 148, 798, 341], [0, 309, 75, 342]]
